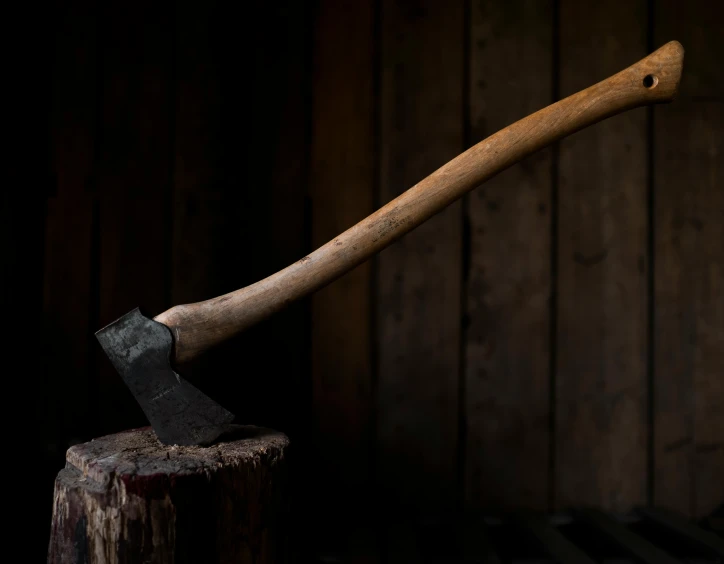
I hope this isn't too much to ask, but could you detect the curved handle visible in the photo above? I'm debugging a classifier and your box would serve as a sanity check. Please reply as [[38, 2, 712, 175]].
[[156, 40, 684, 365]]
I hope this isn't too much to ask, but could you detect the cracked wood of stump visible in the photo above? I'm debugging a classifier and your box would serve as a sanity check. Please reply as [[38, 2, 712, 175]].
[[48, 425, 290, 564]]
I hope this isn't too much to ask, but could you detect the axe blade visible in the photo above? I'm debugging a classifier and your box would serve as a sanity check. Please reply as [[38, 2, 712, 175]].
[[95, 308, 235, 446]]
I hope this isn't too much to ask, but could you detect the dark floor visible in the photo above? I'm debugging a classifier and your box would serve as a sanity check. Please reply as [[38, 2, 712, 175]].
[[303, 506, 724, 563]]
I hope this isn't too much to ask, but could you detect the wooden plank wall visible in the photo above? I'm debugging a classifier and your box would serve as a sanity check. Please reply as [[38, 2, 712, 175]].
[[310, 0, 376, 515], [32, 0, 723, 555], [653, 0, 724, 519], [556, 0, 649, 512], [376, 0, 464, 510], [465, 0, 553, 511]]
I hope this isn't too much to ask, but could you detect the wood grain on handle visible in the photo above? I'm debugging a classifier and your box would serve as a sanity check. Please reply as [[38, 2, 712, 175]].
[[155, 40, 684, 365]]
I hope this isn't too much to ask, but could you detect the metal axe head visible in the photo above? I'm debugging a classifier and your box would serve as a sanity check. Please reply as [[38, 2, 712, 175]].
[[95, 308, 235, 446]]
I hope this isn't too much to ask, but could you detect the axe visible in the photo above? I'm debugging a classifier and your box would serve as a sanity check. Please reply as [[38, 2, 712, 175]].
[[96, 41, 684, 446]]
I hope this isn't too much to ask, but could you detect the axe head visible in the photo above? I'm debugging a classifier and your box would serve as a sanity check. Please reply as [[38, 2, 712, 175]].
[[95, 308, 235, 446]]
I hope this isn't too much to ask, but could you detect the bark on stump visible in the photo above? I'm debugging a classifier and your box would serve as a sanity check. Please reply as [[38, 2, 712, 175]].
[[48, 425, 289, 563]]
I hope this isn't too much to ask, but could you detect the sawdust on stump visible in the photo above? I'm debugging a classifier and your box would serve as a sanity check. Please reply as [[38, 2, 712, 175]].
[[48, 425, 290, 563]]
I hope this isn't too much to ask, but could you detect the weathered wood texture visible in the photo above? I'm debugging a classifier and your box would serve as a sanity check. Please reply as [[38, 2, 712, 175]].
[[48, 426, 290, 563], [465, 0, 553, 510], [376, 0, 464, 508], [310, 0, 376, 511], [653, 0, 724, 519], [556, 0, 649, 511]]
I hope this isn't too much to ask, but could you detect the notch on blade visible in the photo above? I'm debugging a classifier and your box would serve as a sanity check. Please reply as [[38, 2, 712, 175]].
[[95, 308, 235, 446]]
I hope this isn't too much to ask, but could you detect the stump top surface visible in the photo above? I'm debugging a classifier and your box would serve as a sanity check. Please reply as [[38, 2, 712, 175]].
[[66, 425, 288, 482]]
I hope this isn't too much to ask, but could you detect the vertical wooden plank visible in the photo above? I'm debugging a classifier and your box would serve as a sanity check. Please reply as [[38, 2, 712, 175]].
[[654, 0, 724, 519], [172, 0, 226, 313], [170, 0, 250, 423], [310, 0, 376, 511], [171, 1, 311, 437], [377, 0, 464, 508], [44, 0, 97, 454], [96, 0, 174, 435], [556, 0, 649, 511], [465, 0, 553, 510], [234, 1, 311, 440]]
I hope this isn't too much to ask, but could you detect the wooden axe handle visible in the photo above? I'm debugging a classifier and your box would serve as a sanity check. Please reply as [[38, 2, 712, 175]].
[[155, 40, 684, 365]]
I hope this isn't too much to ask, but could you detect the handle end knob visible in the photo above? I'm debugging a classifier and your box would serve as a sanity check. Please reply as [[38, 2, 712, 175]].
[[635, 40, 685, 104]]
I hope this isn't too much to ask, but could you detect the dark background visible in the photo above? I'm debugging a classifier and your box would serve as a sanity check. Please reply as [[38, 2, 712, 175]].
[[6, 0, 722, 560]]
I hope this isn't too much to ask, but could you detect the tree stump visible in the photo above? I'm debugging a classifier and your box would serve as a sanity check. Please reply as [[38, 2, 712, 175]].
[[48, 425, 290, 563]]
